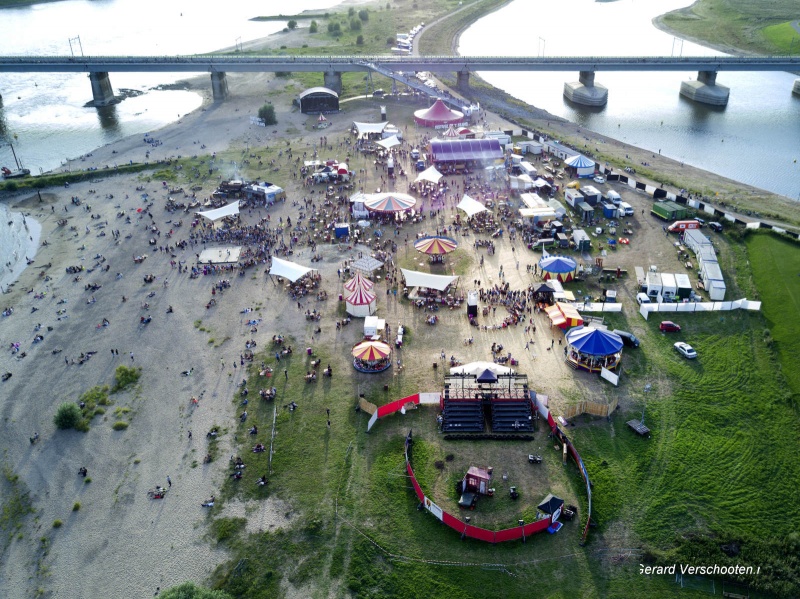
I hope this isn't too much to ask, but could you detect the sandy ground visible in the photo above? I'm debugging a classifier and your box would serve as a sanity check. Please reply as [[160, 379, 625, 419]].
[[0, 17, 786, 599]]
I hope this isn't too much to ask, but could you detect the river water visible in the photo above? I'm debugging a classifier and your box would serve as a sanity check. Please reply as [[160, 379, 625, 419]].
[[0, 0, 341, 175], [459, 0, 800, 200]]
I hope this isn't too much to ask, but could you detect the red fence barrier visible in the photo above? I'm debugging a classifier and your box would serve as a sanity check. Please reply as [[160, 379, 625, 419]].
[[376, 394, 420, 419]]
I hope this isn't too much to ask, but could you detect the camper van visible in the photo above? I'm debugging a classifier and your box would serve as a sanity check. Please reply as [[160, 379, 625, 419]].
[[518, 161, 537, 178], [667, 220, 702, 233], [619, 202, 634, 216]]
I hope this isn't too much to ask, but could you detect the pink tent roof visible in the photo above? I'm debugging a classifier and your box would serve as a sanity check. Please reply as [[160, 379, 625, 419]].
[[441, 124, 459, 138], [414, 99, 464, 127], [344, 271, 375, 292], [346, 285, 377, 306]]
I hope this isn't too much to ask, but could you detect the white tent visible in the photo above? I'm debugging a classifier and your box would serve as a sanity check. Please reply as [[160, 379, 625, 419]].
[[351, 255, 384, 275], [377, 135, 401, 150], [400, 268, 458, 292], [197, 201, 240, 222], [353, 121, 389, 138], [456, 194, 488, 217], [415, 165, 443, 184], [565, 154, 596, 178], [269, 257, 315, 283], [450, 361, 513, 376]]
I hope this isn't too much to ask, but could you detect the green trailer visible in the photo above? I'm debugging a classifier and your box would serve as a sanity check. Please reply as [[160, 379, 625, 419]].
[[651, 201, 687, 221]]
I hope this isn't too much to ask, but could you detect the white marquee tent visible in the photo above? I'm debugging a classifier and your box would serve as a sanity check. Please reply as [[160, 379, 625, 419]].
[[415, 165, 444, 185], [377, 135, 401, 150], [269, 257, 315, 283], [456, 194, 488, 218], [450, 361, 513, 376], [353, 121, 389, 138], [197, 201, 240, 222], [400, 268, 458, 292], [346, 285, 377, 317]]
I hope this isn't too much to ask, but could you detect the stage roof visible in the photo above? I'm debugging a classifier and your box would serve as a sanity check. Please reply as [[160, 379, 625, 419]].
[[429, 139, 503, 163], [269, 257, 315, 283], [401, 269, 458, 292], [197, 201, 239, 221]]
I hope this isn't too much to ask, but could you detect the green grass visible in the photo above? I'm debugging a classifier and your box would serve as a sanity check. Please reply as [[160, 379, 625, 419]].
[[762, 21, 800, 54], [745, 232, 800, 404]]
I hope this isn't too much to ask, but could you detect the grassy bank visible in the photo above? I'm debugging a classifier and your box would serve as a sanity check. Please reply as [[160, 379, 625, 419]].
[[657, 0, 800, 55]]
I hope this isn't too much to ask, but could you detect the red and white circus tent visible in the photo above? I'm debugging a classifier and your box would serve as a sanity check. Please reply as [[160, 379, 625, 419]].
[[346, 284, 377, 317], [344, 271, 375, 293], [414, 99, 464, 127]]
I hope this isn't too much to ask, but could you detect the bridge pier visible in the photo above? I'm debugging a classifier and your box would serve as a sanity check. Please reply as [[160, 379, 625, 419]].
[[563, 71, 608, 107], [211, 72, 229, 102], [89, 72, 116, 106], [457, 70, 470, 90], [323, 71, 343, 95], [680, 70, 729, 106], [793, 79, 800, 97]]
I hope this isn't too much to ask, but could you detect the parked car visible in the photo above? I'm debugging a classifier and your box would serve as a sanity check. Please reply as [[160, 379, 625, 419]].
[[709, 222, 723, 232], [659, 321, 681, 332], [612, 329, 640, 348], [593, 175, 605, 184], [694, 217, 706, 226], [372, 89, 385, 97], [636, 293, 651, 305], [674, 342, 697, 359]]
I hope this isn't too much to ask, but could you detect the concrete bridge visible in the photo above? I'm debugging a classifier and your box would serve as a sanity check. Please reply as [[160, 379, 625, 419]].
[[1, 54, 799, 107]]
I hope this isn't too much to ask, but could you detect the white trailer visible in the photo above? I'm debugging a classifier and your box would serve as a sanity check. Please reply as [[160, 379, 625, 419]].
[[565, 188, 582, 208], [660, 273, 677, 301], [646, 271, 662, 299]]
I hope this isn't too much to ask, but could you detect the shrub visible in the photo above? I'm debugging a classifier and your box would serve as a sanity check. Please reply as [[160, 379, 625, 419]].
[[275, 71, 291, 78], [287, 20, 297, 30], [159, 582, 233, 599], [54, 402, 82, 430], [358, 9, 369, 21], [386, 36, 394, 45], [84, 477, 91, 484], [349, 18, 361, 31], [309, 20, 318, 33], [348, 7, 355, 16], [53, 519, 63, 528], [356, 35, 364, 45], [112, 421, 129, 431], [112, 365, 141, 393], [258, 104, 277, 125], [327, 22, 341, 34], [4, 181, 18, 191], [72, 502, 81, 511], [211, 517, 247, 543]]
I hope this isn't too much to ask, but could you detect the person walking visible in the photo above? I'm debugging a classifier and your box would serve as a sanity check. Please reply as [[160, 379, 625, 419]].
[[130, 352, 135, 361], [167, 476, 172, 488], [284, 368, 288, 380]]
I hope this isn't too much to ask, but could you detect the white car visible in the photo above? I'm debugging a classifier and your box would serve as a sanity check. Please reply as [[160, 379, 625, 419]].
[[674, 342, 697, 359], [636, 293, 651, 305], [593, 175, 605, 184]]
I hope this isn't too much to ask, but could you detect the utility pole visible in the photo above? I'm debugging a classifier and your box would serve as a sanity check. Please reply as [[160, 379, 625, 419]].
[[68, 36, 84, 58]]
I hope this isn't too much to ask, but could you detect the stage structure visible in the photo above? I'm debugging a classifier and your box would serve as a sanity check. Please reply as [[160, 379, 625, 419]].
[[440, 372, 533, 434]]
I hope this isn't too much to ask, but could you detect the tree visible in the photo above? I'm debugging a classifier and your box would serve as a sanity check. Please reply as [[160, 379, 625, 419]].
[[309, 20, 318, 33], [54, 402, 82, 430], [358, 9, 369, 21], [348, 7, 355, 16], [349, 18, 361, 32], [287, 20, 297, 30], [258, 104, 277, 126], [356, 35, 364, 46], [159, 582, 233, 599], [327, 22, 341, 34]]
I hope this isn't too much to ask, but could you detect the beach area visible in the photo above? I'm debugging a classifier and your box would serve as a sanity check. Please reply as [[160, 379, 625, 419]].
[[0, 2, 798, 597]]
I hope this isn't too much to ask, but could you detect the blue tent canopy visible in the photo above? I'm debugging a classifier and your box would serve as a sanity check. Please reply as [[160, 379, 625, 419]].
[[538, 255, 578, 273], [476, 368, 498, 383], [565, 154, 595, 169], [565, 326, 623, 356]]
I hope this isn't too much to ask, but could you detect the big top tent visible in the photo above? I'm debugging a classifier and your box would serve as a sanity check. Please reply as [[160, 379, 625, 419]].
[[456, 194, 488, 217], [400, 269, 458, 292], [414, 165, 443, 184], [565, 154, 595, 169], [441, 124, 460, 138], [345, 285, 377, 317], [364, 193, 417, 213], [268, 257, 315, 283], [565, 326, 623, 356], [539, 255, 578, 282], [414, 98, 464, 127], [197, 201, 240, 222], [344, 271, 375, 292]]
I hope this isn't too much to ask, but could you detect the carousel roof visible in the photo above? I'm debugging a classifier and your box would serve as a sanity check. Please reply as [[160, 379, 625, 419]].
[[565, 326, 623, 356], [413, 235, 458, 255], [346, 285, 377, 306], [538, 255, 578, 274], [364, 192, 417, 212], [352, 340, 392, 361], [414, 99, 464, 126], [344, 271, 375, 292]]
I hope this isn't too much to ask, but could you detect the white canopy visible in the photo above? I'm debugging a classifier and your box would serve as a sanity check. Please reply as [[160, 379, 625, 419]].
[[456, 194, 488, 217], [353, 121, 389, 137], [197, 201, 240, 222], [415, 165, 443, 184], [450, 361, 513, 376], [377, 135, 401, 149], [401, 268, 458, 292], [269, 257, 315, 283], [351, 255, 384, 274]]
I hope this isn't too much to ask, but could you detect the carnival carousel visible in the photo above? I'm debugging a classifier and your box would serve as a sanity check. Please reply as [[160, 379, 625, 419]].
[[352, 340, 392, 373], [564, 326, 624, 373]]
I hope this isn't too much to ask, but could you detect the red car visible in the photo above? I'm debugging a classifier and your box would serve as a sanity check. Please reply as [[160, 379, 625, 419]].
[[659, 321, 681, 332]]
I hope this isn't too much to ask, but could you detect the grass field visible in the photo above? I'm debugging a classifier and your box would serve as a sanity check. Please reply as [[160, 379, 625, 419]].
[[658, 0, 800, 55]]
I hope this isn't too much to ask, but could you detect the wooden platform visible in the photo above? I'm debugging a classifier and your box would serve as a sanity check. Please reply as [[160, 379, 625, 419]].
[[627, 419, 650, 436], [197, 246, 242, 264]]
